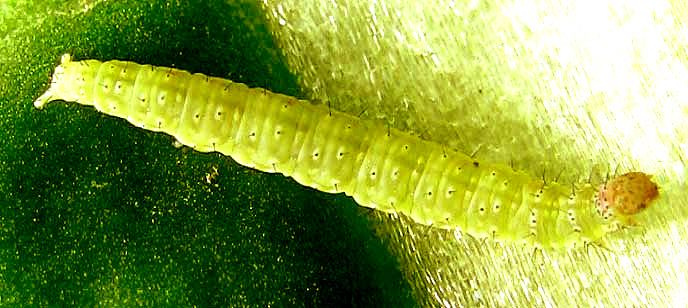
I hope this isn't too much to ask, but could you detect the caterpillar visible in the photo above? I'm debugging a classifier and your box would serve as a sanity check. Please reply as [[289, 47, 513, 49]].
[[33, 54, 660, 249]]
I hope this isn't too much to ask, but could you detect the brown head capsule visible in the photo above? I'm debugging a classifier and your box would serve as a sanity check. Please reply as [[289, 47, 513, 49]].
[[596, 172, 659, 223]]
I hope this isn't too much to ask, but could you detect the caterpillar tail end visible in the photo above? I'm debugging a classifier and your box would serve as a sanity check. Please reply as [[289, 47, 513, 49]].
[[33, 89, 55, 109], [33, 54, 72, 109]]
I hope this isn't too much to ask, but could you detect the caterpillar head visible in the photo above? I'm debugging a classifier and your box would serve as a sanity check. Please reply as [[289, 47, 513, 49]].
[[596, 172, 659, 226]]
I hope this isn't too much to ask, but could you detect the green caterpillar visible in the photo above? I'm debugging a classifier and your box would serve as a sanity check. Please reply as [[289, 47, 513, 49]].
[[33, 54, 659, 249]]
